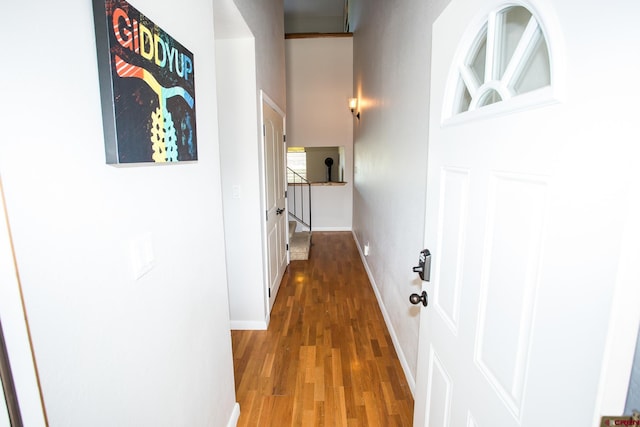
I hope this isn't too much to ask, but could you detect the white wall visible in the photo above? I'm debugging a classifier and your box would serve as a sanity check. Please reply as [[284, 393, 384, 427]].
[[234, 0, 287, 112], [0, 0, 238, 425], [214, 0, 266, 330], [217, 0, 287, 329], [217, 38, 266, 329], [349, 0, 450, 389], [286, 37, 353, 231]]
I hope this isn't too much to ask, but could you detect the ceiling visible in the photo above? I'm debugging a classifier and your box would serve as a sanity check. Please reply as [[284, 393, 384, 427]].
[[284, 0, 347, 33], [284, 0, 344, 17]]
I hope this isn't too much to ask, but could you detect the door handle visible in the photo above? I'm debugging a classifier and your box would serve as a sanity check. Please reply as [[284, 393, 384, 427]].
[[409, 291, 428, 307], [276, 208, 285, 215], [413, 249, 431, 281]]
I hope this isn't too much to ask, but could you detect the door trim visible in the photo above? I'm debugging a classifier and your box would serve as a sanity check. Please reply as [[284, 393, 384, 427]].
[[259, 90, 288, 320], [0, 177, 48, 426]]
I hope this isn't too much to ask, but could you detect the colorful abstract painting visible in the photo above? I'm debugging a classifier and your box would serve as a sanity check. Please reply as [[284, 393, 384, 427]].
[[93, 0, 197, 164]]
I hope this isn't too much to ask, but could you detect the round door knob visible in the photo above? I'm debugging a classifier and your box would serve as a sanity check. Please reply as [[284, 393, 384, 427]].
[[409, 291, 428, 307]]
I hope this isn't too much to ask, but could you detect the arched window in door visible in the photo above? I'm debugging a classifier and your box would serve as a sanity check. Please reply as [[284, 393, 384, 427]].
[[449, 5, 552, 117]]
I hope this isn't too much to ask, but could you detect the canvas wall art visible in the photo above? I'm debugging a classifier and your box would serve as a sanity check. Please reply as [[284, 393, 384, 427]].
[[93, 0, 197, 164]]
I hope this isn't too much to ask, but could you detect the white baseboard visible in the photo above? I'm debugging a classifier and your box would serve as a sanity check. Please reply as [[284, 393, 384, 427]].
[[351, 231, 416, 396], [230, 320, 267, 330], [226, 402, 240, 427]]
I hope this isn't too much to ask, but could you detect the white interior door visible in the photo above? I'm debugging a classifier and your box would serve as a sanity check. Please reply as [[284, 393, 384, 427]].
[[262, 96, 288, 311], [413, 0, 640, 426]]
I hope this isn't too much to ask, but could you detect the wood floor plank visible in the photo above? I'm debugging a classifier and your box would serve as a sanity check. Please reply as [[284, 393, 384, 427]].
[[232, 232, 414, 426]]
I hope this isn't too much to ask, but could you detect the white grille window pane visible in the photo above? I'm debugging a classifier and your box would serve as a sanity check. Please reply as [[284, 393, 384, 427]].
[[513, 36, 550, 94], [498, 7, 533, 80], [477, 89, 503, 108], [448, 4, 552, 118], [470, 35, 487, 84], [454, 78, 473, 115]]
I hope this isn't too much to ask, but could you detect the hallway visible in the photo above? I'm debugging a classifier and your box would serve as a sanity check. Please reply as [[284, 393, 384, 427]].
[[231, 232, 414, 426]]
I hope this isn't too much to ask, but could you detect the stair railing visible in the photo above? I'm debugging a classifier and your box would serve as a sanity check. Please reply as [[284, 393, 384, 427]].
[[287, 167, 311, 232]]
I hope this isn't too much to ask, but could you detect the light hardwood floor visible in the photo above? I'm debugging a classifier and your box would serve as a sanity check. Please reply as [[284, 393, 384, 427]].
[[231, 232, 414, 426]]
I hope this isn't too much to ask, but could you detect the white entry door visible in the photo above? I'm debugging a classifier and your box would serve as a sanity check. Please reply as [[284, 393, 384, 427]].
[[262, 95, 288, 312], [414, 0, 640, 426]]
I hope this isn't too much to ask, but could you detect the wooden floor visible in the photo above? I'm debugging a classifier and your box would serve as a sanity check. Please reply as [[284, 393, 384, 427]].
[[231, 232, 414, 426]]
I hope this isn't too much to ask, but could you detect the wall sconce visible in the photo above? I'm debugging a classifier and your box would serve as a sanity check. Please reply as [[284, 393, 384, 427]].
[[348, 97, 360, 120]]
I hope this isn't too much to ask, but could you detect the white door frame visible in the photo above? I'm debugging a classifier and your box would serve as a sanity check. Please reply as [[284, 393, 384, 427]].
[[259, 90, 289, 318], [0, 176, 48, 426]]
